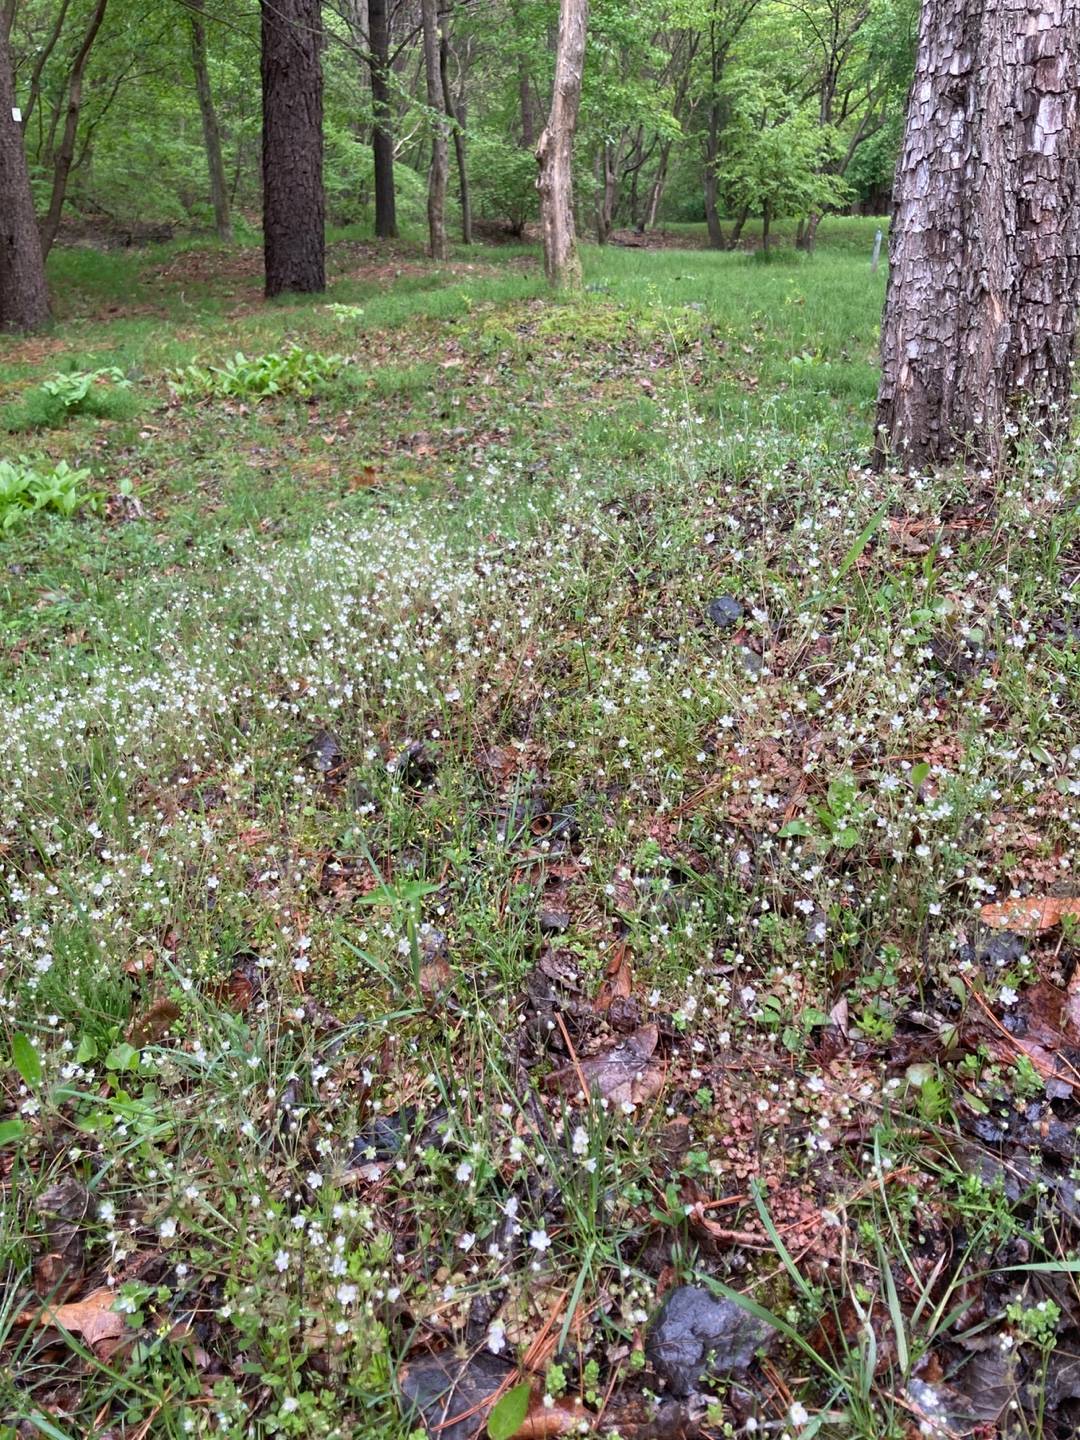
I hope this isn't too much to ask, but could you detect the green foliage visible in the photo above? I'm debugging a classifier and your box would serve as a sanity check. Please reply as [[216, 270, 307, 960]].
[[3, 368, 139, 432], [168, 347, 346, 401], [0, 458, 93, 530], [470, 131, 539, 234]]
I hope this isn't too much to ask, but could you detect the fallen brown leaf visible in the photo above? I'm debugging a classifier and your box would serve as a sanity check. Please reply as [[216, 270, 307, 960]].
[[979, 896, 1080, 933], [29, 1288, 126, 1348], [545, 1024, 663, 1106]]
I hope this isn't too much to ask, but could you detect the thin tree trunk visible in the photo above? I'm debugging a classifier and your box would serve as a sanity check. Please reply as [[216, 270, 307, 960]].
[[518, 58, 535, 147], [421, 0, 448, 260], [596, 140, 616, 243], [640, 139, 671, 233], [369, 0, 397, 237], [761, 200, 771, 254], [536, 0, 588, 288], [703, 96, 724, 249], [189, 0, 232, 243], [439, 29, 470, 244], [727, 203, 748, 249], [38, 0, 108, 259], [0, 20, 49, 330], [261, 0, 325, 296], [876, 0, 1080, 468]]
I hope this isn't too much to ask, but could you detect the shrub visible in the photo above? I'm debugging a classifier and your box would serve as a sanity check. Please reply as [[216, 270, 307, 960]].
[[0, 458, 93, 531], [3, 367, 138, 432], [168, 347, 346, 401]]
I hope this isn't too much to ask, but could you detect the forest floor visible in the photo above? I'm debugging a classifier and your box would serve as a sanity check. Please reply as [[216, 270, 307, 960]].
[[1, 217, 1079, 1440]]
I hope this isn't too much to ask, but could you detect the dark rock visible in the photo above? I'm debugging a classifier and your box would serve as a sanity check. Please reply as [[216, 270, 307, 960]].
[[304, 729, 346, 776], [539, 906, 571, 934], [707, 595, 743, 629], [736, 648, 763, 679], [349, 1111, 416, 1163], [646, 1285, 774, 1397], [399, 1351, 515, 1440]]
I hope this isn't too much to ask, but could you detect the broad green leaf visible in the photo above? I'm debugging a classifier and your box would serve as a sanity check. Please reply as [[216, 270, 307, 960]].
[[487, 1381, 531, 1440], [104, 1043, 139, 1072], [12, 1033, 42, 1088], [0, 1118, 26, 1145], [777, 819, 810, 838], [910, 761, 930, 788], [76, 1035, 98, 1064]]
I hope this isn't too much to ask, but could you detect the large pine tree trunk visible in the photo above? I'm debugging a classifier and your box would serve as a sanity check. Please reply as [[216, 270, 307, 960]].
[[536, 0, 588, 288], [189, 0, 232, 243], [0, 23, 49, 331], [876, 0, 1080, 468], [421, 0, 448, 261], [261, 0, 325, 296], [369, 0, 397, 238], [38, 0, 108, 259]]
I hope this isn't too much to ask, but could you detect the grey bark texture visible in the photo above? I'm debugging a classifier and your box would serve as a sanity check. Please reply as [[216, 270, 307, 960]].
[[189, 0, 233, 243], [369, 0, 397, 238], [536, 0, 588, 288], [421, 0, 448, 260], [261, 0, 325, 296], [38, 0, 108, 259], [0, 21, 49, 331], [876, 0, 1080, 468]]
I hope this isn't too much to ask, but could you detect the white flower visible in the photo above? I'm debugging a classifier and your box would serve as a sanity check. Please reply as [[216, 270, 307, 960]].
[[336, 1284, 358, 1306], [159, 1216, 177, 1239], [486, 1320, 506, 1354], [529, 1229, 552, 1252], [274, 1249, 290, 1272], [455, 1160, 473, 1183], [571, 1126, 589, 1156], [789, 1401, 810, 1427]]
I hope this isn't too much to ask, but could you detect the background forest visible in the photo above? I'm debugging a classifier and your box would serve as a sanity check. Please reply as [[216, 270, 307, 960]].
[[6, 0, 916, 254]]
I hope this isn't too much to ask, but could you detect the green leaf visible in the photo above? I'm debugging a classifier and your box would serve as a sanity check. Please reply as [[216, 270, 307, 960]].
[[104, 1043, 139, 1072], [76, 1035, 98, 1064], [0, 1118, 26, 1146], [12, 1033, 43, 1088], [836, 502, 888, 583], [777, 819, 810, 838], [487, 1381, 531, 1440], [910, 761, 930, 789]]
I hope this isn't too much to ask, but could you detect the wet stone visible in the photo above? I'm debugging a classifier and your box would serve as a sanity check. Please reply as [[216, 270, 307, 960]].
[[707, 595, 743, 629], [399, 1351, 515, 1440], [646, 1285, 774, 1397]]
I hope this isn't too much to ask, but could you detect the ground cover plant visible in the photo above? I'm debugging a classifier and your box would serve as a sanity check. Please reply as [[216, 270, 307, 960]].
[[1, 220, 1079, 1440]]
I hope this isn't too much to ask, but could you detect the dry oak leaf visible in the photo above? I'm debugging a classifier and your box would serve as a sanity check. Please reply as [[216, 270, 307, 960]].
[[979, 896, 1080, 933], [544, 1023, 664, 1106], [29, 1287, 126, 1348]]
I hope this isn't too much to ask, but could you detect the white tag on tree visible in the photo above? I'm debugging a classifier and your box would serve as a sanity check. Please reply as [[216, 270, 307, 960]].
[[11, 107, 22, 122]]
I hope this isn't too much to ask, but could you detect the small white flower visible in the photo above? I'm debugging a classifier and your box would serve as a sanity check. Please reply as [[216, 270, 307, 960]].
[[529, 1229, 552, 1252], [789, 1401, 810, 1427], [159, 1216, 177, 1240], [455, 1160, 473, 1183], [274, 1249, 290, 1272]]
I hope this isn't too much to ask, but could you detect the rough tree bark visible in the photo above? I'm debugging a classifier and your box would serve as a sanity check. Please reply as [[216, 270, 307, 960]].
[[440, 28, 471, 244], [536, 0, 588, 288], [38, 0, 109, 259], [876, 0, 1080, 468], [369, 0, 397, 238], [261, 0, 325, 296], [189, 0, 232, 243], [0, 20, 49, 331], [421, 0, 448, 260]]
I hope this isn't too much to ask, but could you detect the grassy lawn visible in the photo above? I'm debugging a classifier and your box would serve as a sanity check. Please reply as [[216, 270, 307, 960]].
[[1, 218, 1078, 1440]]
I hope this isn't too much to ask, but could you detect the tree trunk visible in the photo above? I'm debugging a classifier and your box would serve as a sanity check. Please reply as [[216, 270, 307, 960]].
[[261, 0, 325, 296], [440, 28, 471, 245], [596, 140, 616, 244], [369, 0, 397, 238], [796, 210, 821, 252], [420, 0, 448, 260], [38, 0, 108, 259], [639, 140, 671, 233], [876, 0, 1080, 469], [703, 97, 724, 249], [761, 200, 771, 254], [536, 0, 588, 288], [0, 22, 49, 331], [727, 204, 748, 249], [189, 0, 232, 243], [518, 58, 535, 147]]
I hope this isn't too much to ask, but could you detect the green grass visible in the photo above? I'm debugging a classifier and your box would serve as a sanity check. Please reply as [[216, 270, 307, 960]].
[[0, 217, 1077, 1440]]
